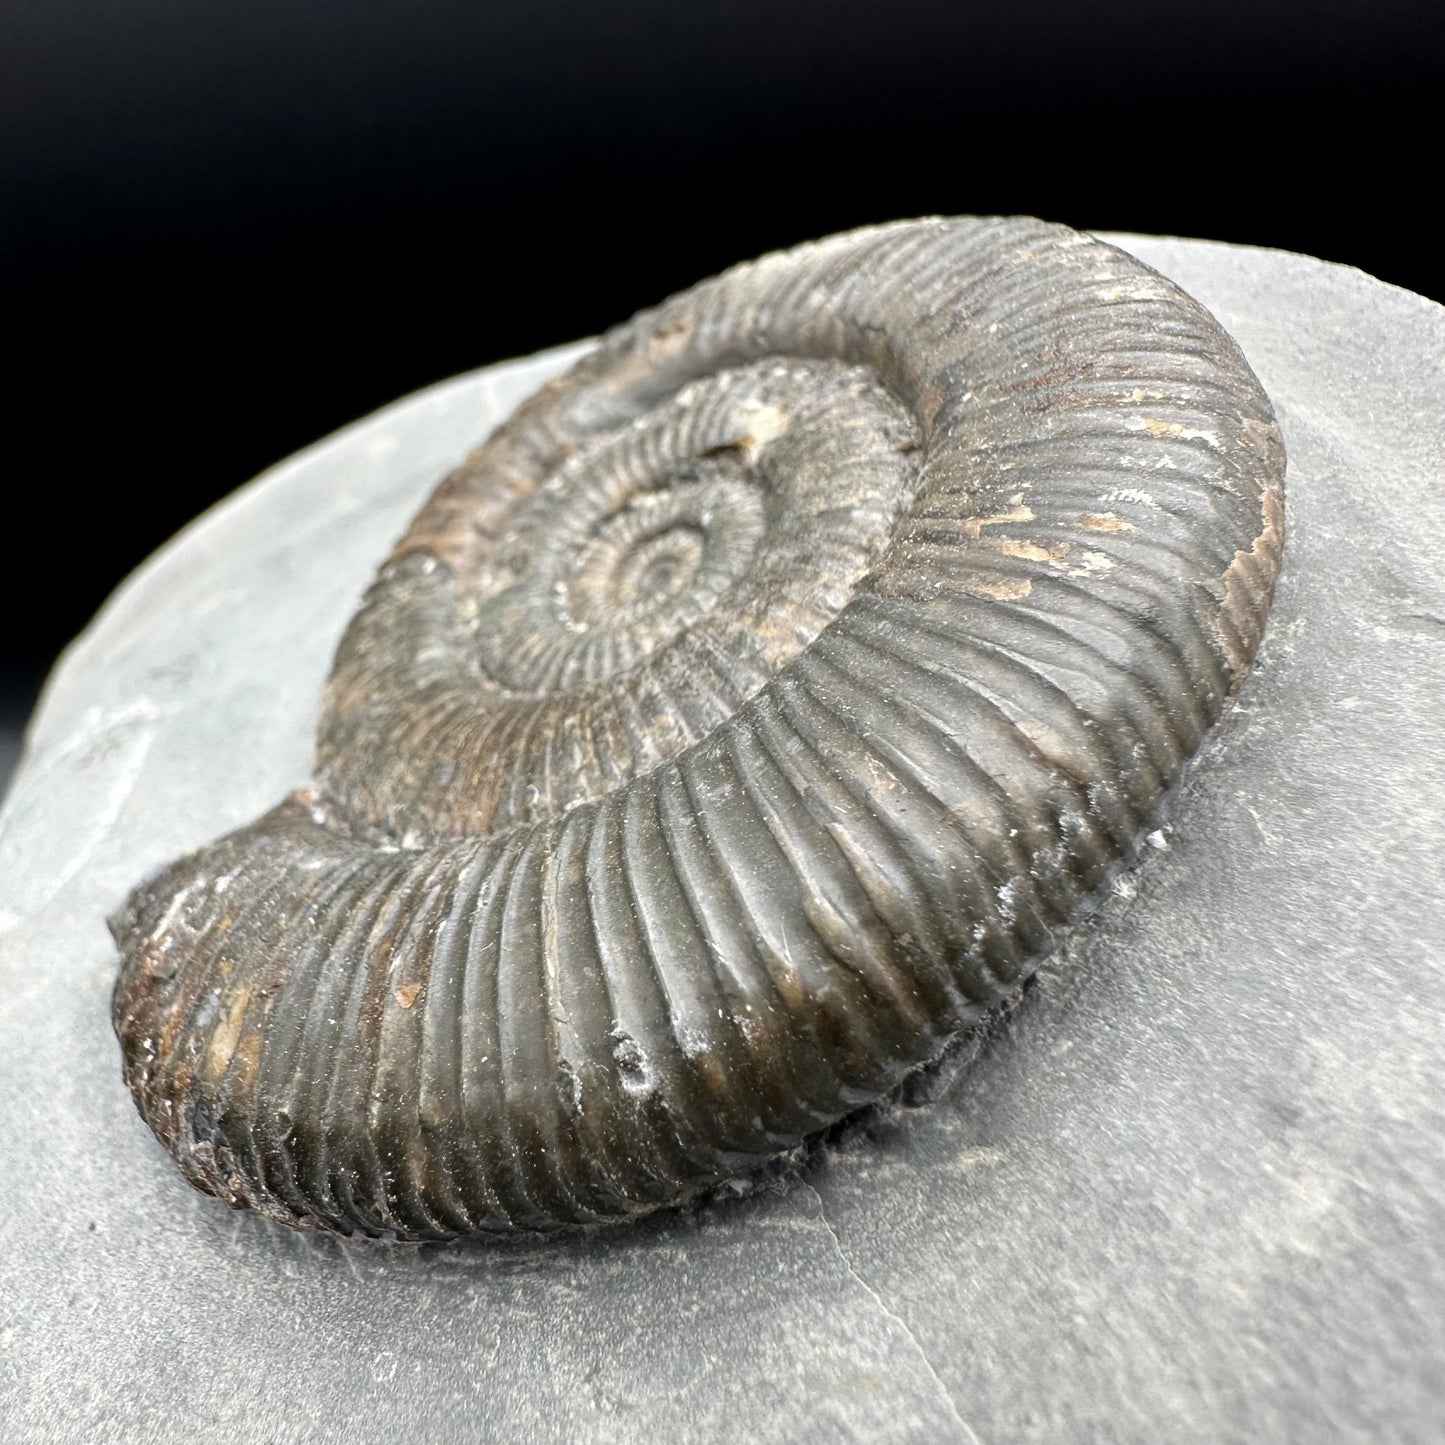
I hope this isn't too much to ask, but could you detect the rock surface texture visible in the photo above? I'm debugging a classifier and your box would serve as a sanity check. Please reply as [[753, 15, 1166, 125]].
[[2, 235, 1443, 1442]]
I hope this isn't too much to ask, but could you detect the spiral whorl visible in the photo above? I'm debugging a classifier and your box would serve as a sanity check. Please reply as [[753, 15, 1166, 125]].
[[112, 217, 1285, 1238]]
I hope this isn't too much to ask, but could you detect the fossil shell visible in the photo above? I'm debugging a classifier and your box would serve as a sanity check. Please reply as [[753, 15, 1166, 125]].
[[111, 217, 1285, 1239]]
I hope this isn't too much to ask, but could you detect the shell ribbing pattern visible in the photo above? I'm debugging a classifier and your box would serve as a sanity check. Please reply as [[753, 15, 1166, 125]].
[[112, 217, 1285, 1237]]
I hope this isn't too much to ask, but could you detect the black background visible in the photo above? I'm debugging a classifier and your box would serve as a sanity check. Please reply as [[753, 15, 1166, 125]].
[[2, 0, 1440, 761]]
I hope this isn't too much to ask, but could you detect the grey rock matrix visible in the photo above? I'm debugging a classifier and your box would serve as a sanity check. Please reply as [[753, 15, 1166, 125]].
[[2, 235, 1443, 1443]]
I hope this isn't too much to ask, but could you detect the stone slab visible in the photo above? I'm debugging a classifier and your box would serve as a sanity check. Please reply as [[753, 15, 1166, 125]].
[[2, 234, 1444, 1443]]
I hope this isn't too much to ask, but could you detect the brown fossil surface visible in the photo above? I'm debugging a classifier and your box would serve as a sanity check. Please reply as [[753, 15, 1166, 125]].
[[110, 217, 1285, 1238]]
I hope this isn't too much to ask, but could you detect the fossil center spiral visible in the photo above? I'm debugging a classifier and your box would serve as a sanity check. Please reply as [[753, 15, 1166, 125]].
[[314, 359, 924, 840], [476, 457, 769, 694], [464, 360, 919, 703]]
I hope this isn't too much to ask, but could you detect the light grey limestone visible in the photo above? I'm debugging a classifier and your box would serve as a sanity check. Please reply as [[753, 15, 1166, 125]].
[[2, 235, 1443, 1444]]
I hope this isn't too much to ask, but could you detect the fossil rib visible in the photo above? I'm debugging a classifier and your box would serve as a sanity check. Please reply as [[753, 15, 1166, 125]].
[[111, 217, 1285, 1238]]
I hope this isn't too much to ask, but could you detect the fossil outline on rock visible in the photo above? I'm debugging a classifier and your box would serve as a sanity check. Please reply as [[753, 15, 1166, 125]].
[[111, 217, 1285, 1239]]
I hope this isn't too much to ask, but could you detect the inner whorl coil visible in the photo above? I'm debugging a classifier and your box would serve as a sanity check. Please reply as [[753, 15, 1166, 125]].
[[112, 217, 1285, 1239]]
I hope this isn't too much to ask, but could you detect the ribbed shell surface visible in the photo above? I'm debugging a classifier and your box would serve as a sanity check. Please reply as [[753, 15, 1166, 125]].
[[111, 217, 1285, 1238]]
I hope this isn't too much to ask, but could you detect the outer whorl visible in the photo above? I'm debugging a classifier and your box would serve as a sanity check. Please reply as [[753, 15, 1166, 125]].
[[111, 218, 1285, 1239]]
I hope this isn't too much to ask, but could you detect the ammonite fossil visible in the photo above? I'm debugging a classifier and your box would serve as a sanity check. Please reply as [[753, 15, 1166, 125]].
[[111, 217, 1285, 1239]]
